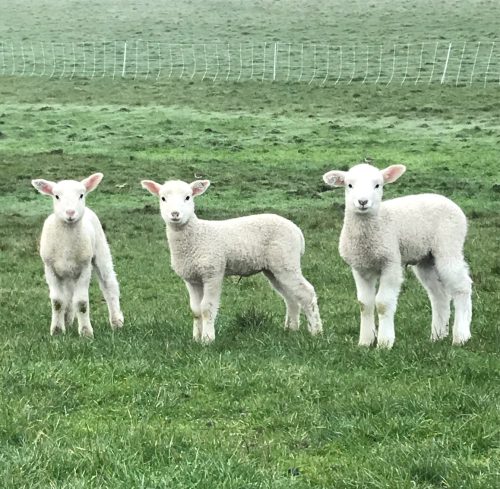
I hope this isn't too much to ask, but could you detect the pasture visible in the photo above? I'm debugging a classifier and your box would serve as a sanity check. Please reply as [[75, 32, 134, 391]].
[[0, 1, 499, 488]]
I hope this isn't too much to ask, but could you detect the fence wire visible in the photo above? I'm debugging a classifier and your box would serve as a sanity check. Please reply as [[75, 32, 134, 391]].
[[0, 40, 499, 85]]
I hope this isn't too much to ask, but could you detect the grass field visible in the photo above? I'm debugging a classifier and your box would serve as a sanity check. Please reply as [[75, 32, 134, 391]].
[[1, 1, 500, 488]]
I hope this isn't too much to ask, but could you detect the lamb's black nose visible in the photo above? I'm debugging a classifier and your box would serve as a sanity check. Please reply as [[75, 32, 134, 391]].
[[358, 199, 368, 206], [171, 211, 180, 218]]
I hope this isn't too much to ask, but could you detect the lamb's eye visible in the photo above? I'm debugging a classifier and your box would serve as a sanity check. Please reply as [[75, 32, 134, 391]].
[[55, 195, 60, 200], [375, 184, 380, 189], [348, 184, 353, 189], [185, 195, 190, 201], [79, 194, 84, 199], [161, 196, 166, 202]]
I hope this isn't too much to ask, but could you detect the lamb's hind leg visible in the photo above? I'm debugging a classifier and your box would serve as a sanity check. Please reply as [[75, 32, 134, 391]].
[[63, 281, 75, 328], [45, 265, 66, 335], [93, 255, 123, 329], [271, 270, 322, 335], [263, 270, 300, 331], [412, 262, 451, 341], [435, 256, 472, 345]]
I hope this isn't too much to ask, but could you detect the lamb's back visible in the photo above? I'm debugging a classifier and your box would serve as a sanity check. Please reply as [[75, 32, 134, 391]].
[[168, 214, 305, 281], [383, 193, 467, 264]]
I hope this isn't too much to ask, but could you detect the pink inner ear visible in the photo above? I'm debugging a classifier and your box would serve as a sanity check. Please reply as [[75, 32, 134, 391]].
[[191, 185, 204, 196], [383, 165, 405, 183], [191, 180, 209, 196], [324, 171, 346, 187], [40, 181, 54, 195], [83, 173, 103, 192], [33, 180, 54, 195], [142, 180, 162, 195], [334, 174, 345, 186]]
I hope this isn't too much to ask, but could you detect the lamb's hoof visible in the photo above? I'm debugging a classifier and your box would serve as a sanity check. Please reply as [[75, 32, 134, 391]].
[[358, 338, 376, 347], [110, 312, 124, 329], [308, 326, 323, 336], [376, 337, 394, 349], [431, 329, 449, 342], [431, 334, 448, 342], [200, 335, 215, 345], [452, 333, 471, 346], [50, 325, 65, 336], [79, 327, 94, 339], [285, 324, 300, 332]]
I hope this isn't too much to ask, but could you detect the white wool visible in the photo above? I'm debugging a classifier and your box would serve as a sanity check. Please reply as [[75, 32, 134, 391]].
[[323, 163, 472, 348], [142, 179, 322, 343], [32, 174, 123, 337]]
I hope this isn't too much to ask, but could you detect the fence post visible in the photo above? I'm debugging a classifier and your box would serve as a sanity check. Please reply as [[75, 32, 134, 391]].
[[440, 42, 452, 84], [122, 41, 127, 77], [273, 42, 277, 81]]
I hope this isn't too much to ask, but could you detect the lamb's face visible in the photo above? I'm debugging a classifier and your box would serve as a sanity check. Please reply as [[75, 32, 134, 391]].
[[51, 180, 88, 223], [343, 164, 384, 215], [159, 181, 196, 225], [141, 179, 210, 227], [32, 173, 103, 224], [323, 163, 406, 216]]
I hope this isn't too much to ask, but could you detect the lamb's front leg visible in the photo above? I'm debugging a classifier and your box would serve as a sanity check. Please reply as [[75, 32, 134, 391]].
[[352, 269, 377, 346], [200, 277, 223, 344], [376, 265, 403, 349], [45, 265, 66, 335], [185, 281, 203, 341], [73, 266, 93, 338]]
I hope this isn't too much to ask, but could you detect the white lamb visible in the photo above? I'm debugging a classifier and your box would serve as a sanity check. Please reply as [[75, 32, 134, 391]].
[[32, 173, 124, 337], [141, 178, 322, 343], [322, 163, 472, 348]]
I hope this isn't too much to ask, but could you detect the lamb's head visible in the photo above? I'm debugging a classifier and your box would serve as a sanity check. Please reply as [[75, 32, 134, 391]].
[[323, 163, 406, 215], [32, 173, 103, 224], [141, 179, 210, 226]]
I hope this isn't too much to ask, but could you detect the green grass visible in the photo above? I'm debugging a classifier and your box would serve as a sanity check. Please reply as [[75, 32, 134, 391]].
[[1, 78, 499, 488], [1, 1, 500, 488]]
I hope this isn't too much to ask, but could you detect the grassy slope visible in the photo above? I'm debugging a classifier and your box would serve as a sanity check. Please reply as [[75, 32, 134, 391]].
[[1, 79, 499, 488], [1, 1, 499, 488]]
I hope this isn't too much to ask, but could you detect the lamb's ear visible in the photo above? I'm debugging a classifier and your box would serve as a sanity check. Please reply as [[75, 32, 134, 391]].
[[141, 180, 162, 196], [190, 180, 210, 197], [381, 165, 406, 184], [81, 173, 104, 193], [323, 170, 347, 187], [32, 179, 55, 196]]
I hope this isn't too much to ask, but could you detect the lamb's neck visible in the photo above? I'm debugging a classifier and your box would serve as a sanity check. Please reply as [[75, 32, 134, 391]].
[[343, 209, 382, 240], [54, 216, 84, 233], [166, 215, 201, 248]]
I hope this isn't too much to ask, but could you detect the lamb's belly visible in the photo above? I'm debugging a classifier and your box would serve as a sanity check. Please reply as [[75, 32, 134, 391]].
[[171, 259, 209, 283], [225, 264, 262, 277], [341, 249, 388, 273], [42, 244, 93, 279], [49, 256, 91, 279], [225, 256, 265, 277]]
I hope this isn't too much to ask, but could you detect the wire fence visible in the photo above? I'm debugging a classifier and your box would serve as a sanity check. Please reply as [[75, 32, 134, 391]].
[[0, 40, 499, 86]]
